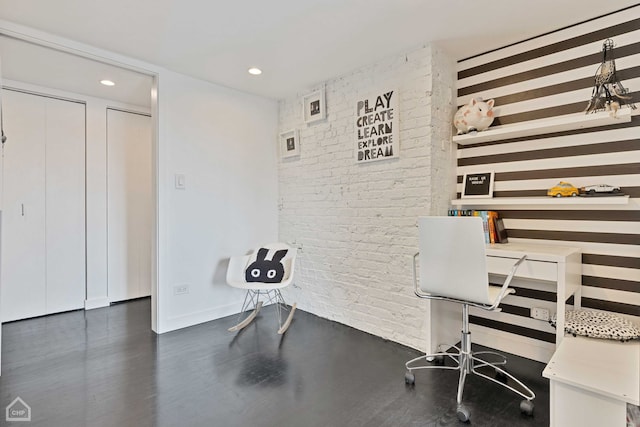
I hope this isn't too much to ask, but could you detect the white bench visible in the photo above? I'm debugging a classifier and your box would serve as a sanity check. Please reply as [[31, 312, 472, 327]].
[[543, 335, 640, 427]]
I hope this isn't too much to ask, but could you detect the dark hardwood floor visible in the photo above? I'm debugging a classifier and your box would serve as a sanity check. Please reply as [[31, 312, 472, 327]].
[[0, 298, 549, 426]]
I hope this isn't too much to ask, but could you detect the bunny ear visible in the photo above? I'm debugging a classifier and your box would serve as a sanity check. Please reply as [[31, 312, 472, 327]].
[[271, 249, 288, 263], [256, 248, 269, 261]]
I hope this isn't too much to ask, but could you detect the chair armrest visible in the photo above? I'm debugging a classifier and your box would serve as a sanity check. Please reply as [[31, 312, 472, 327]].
[[412, 252, 421, 297], [412, 252, 434, 299], [488, 255, 527, 310]]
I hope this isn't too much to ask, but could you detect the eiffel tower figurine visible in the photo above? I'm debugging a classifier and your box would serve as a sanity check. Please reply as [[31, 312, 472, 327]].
[[584, 39, 636, 115]]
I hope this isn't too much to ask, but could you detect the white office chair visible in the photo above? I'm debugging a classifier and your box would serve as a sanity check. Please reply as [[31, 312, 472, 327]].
[[226, 242, 297, 334], [405, 216, 535, 422]]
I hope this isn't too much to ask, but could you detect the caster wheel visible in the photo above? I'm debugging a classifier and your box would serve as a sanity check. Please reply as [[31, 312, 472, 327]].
[[495, 369, 508, 383], [434, 355, 445, 366], [456, 404, 470, 423], [520, 399, 534, 416], [404, 371, 415, 385]]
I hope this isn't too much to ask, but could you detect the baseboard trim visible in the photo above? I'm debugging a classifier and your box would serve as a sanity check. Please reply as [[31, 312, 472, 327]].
[[84, 297, 110, 310], [158, 301, 242, 334]]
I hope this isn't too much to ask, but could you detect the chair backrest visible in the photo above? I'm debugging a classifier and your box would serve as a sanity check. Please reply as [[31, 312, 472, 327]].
[[418, 216, 492, 305], [226, 242, 297, 289]]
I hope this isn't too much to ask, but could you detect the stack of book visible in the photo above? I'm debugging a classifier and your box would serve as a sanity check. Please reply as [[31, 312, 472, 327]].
[[447, 209, 508, 244]]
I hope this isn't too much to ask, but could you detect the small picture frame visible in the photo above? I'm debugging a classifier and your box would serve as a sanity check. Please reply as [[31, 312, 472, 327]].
[[462, 172, 495, 198], [279, 129, 300, 159], [302, 89, 326, 124]]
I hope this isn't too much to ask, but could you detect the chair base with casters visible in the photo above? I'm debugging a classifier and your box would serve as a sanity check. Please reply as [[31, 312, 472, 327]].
[[405, 304, 535, 422], [226, 243, 297, 335], [405, 216, 536, 423]]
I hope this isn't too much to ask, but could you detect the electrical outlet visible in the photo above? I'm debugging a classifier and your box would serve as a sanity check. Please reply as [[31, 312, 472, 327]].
[[289, 241, 303, 252], [173, 284, 189, 295], [531, 307, 550, 321]]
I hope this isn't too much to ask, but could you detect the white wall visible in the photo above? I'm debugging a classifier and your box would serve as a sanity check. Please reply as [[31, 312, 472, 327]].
[[452, 7, 640, 361], [155, 70, 279, 332], [277, 44, 456, 351], [2, 69, 280, 334]]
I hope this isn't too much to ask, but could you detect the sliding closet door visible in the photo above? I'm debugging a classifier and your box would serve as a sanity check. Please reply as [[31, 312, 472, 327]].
[[1, 89, 47, 321], [107, 109, 152, 302], [45, 97, 86, 314]]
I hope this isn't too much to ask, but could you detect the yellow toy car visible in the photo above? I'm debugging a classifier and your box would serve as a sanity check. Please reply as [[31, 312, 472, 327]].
[[547, 181, 579, 197]]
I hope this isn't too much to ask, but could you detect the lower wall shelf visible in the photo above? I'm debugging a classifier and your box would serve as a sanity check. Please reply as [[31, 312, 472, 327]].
[[451, 196, 630, 207]]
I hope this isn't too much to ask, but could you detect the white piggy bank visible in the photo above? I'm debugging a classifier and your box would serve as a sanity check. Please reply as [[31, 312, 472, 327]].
[[453, 98, 495, 135]]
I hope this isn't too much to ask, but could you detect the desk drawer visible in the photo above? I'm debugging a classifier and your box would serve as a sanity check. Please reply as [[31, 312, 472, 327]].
[[487, 256, 557, 282]]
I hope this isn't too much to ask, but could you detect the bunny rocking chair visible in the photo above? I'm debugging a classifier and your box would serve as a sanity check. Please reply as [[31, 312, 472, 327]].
[[226, 243, 297, 334]]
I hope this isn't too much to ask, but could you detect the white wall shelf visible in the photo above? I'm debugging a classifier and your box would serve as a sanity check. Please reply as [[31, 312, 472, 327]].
[[452, 108, 632, 145], [451, 196, 630, 207]]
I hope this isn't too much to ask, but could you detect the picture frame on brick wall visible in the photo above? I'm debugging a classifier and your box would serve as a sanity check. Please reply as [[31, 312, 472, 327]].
[[302, 89, 325, 124], [279, 129, 300, 159]]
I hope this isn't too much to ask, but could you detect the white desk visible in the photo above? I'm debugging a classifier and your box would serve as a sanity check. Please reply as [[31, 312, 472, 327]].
[[543, 336, 640, 427], [485, 242, 582, 346]]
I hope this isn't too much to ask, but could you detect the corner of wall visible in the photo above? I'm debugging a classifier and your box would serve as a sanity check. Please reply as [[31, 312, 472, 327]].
[[277, 42, 458, 351], [428, 44, 457, 216]]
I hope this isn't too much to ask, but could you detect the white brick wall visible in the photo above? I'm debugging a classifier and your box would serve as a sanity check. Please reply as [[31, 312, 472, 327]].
[[278, 44, 456, 351]]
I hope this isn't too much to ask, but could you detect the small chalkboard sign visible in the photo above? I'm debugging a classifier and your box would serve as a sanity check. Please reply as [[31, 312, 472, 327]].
[[462, 172, 494, 198]]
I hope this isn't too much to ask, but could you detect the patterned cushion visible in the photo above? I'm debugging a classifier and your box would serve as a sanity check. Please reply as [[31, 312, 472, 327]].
[[550, 309, 640, 342]]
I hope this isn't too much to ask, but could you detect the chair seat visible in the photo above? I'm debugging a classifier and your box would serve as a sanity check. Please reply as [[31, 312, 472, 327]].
[[227, 277, 292, 290]]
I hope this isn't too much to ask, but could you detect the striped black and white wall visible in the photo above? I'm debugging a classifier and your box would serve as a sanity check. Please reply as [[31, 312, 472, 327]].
[[455, 6, 639, 361]]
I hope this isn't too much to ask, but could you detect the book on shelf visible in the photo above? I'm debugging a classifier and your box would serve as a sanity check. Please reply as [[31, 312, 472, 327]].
[[447, 209, 507, 244], [487, 211, 498, 244], [494, 217, 508, 243], [473, 210, 490, 243]]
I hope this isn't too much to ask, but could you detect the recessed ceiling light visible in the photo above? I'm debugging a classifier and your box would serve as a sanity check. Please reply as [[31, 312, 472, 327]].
[[100, 80, 115, 86], [248, 67, 262, 76]]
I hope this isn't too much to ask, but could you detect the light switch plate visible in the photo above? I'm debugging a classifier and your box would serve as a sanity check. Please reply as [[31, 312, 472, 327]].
[[175, 174, 186, 189]]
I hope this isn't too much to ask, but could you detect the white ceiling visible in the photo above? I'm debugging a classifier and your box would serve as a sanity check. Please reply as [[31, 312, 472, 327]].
[[0, 36, 153, 107], [0, 1, 638, 100]]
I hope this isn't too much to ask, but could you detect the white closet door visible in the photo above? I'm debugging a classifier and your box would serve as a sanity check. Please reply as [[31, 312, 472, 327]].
[[44, 97, 86, 314], [0, 58, 3, 372], [1, 90, 85, 322], [1, 89, 47, 321], [107, 109, 152, 302]]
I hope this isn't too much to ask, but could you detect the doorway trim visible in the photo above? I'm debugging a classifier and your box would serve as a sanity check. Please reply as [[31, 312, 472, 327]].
[[0, 19, 162, 333]]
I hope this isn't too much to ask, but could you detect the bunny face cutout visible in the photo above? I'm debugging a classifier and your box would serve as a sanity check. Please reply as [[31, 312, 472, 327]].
[[245, 248, 288, 283]]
